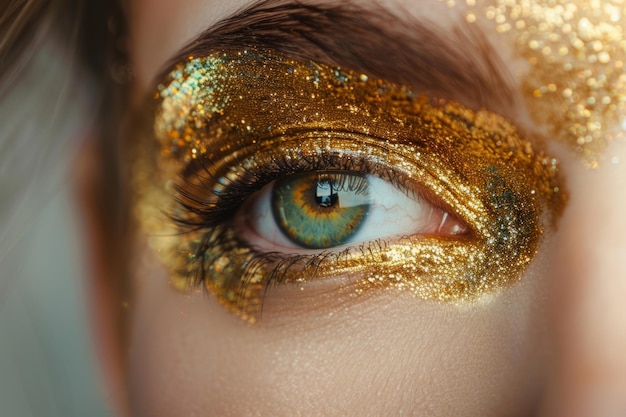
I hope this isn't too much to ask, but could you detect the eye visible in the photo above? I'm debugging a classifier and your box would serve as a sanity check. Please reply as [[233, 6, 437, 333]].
[[237, 171, 468, 253], [135, 48, 565, 322]]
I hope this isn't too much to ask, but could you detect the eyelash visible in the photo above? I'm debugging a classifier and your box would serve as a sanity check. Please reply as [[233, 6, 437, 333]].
[[169, 142, 436, 291]]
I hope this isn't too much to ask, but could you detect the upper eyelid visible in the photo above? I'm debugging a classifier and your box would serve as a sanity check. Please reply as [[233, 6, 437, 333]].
[[155, 0, 517, 115], [171, 128, 482, 245], [174, 140, 424, 221], [153, 48, 559, 241]]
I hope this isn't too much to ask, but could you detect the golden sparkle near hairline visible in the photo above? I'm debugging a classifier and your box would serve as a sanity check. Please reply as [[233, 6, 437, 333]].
[[134, 49, 566, 322], [457, 0, 626, 166]]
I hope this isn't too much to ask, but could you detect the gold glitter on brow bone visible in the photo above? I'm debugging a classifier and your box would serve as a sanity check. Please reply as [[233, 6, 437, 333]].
[[461, 0, 626, 166]]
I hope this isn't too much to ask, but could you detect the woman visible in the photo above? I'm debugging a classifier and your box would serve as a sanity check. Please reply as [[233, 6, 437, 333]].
[[3, 0, 626, 416]]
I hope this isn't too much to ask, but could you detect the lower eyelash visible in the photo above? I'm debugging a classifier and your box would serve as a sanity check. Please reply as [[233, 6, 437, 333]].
[[182, 219, 389, 315]]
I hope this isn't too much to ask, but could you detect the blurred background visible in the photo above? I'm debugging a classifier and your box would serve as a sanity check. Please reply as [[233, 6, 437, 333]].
[[1, 4, 115, 411], [0, 185, 113, 417]]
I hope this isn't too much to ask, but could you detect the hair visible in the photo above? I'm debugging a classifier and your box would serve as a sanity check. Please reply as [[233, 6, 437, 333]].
[[0, 2, 132, 414], [0, 0, 124, 281], [0, 0, 131, 385]]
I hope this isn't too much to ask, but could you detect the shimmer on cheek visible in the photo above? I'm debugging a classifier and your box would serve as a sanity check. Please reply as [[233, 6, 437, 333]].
[[463, 0, 626, 165], [132, 49, 565, 322]]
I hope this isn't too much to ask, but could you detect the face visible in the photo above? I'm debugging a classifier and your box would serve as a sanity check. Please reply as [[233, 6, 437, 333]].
[[108, 0, 626, 415]]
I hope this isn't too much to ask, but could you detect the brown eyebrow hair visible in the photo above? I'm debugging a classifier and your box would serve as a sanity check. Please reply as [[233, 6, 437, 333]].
[[160, 0, 517, 113]]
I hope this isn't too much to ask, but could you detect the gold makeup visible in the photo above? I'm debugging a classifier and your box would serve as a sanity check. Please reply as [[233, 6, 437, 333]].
[[461, 0, 626, 166], [133, 48, 565, 322]]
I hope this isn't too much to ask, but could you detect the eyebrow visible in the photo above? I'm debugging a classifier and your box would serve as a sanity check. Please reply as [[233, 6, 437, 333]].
[[160, 0, 517, 113]]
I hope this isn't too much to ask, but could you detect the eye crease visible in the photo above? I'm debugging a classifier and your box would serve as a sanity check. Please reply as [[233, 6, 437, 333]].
[[133, 48, 566, 323]]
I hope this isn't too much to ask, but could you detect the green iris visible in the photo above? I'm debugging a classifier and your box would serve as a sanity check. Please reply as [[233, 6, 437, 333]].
[[271, 172, 371, 249]]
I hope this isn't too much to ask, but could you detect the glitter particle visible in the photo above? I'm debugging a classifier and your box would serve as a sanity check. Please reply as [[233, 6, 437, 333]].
[[462, 0, 626, 165]]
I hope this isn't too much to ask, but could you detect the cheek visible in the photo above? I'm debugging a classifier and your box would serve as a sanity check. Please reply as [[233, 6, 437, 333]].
[[128, 246, 554, 417]]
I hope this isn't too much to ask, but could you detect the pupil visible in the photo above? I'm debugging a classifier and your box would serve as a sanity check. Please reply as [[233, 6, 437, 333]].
[[315, 179, 338, 208]]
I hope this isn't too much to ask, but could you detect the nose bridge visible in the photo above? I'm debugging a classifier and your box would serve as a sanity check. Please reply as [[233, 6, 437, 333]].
[[543, 153, 626, 416]]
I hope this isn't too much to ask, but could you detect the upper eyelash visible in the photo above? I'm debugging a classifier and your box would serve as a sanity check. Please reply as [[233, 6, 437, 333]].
[[170, 144, 416, 233]]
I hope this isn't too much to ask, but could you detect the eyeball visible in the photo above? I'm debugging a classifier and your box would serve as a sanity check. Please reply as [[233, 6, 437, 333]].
[[236, 171, 468, 253]]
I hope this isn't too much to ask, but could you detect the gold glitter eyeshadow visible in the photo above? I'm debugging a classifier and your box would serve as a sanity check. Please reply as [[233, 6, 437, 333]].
[[133, 48, 565, 322], [460, 0, 626, 166]]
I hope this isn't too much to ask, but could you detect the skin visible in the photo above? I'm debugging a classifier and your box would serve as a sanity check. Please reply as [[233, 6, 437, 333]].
[[89, 0, 626, 416]]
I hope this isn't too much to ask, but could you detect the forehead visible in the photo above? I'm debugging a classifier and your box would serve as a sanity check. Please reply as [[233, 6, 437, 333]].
[[131, 0, 617, 84]]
